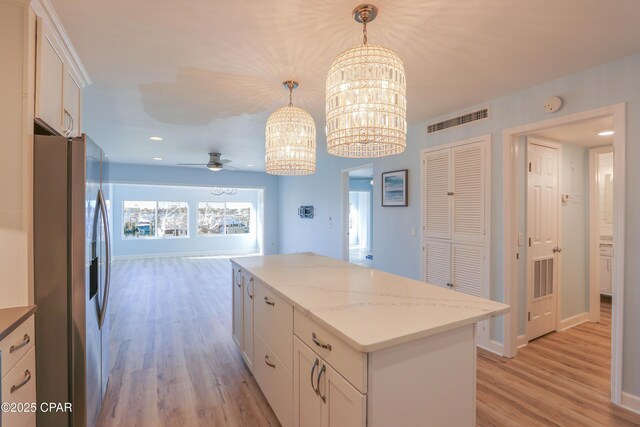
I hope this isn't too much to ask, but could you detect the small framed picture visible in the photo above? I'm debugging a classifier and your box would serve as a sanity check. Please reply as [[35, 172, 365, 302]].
[[381, 169, 408, 207]]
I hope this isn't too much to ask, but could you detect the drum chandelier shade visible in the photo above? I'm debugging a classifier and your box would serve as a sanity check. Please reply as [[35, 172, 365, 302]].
[[326, 4, 407, 158], [265, 81, 316, 175]]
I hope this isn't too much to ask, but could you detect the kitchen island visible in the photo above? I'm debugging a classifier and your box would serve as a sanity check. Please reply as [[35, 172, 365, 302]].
[[230, 253, 508, 427]]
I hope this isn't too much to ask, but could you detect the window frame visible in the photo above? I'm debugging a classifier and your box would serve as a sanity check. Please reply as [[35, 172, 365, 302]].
[[197, 201, 253, 237], [122, 200, 190, 240]]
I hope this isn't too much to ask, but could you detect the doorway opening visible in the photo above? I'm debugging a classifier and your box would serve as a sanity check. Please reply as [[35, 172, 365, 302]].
[[503, 104, 625, 404], [341, 165, 374, 267]]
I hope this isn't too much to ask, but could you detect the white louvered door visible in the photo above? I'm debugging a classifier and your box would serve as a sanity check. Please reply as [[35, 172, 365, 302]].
[[422, 136, 490, 343], [452, 142, 485, 243], [424, 240, 451, 288], [423, 149, 451, 239], [451, 243, 484, 297]]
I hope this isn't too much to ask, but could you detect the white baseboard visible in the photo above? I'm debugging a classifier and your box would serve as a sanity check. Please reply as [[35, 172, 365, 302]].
[[113, 250, 261, 260], [621, 392, 640, 415], [559, 312, 590, 331], [517, 334, 528, 349], [478, 339, 504, 356]]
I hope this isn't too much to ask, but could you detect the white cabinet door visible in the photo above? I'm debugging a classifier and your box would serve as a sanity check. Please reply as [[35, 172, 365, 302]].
[[600, 256, 612, 294], [452, 142, 485, 243], [321, 362, 366, 427], [424, 239, 451, 288], [63, 68, 82, 137], [293, 337, 323, 427], [451, 243, 484, 297], [242, 272, 254, 371], [423, 149, 451, 239], [35, 17, 65, 134], [232, 265, 242, 349]]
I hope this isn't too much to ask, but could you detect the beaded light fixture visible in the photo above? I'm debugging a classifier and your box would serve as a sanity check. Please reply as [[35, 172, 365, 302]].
[[326, 4, 406, 158], [265, 81, 316, 175]]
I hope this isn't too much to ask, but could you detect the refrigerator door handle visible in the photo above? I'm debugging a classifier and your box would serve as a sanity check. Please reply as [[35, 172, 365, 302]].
[[96, 189, 111, 330]]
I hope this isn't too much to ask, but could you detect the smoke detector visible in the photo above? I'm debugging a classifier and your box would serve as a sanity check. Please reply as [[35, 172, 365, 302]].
[[543, 96, 563, 113]]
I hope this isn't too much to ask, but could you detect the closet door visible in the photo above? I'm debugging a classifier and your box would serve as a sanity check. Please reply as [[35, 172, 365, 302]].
[[423, 239, 451, 288], [423, 149, 451, 239], [451, 243, 484, 297], [452, 142, 485, 244]]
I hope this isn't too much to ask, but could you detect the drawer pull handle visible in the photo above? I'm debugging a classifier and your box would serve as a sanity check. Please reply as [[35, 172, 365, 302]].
[[312, 332, 332, 351], [235, 269, 241, 288], [10, 334, 31, 353], [310, 358, 320, 394], [317, 364, 326, 403], [264, 355, 276, 368], [10, 369, 32, 394], [264, 297, 275, 306], [247, 278, 254, 299]]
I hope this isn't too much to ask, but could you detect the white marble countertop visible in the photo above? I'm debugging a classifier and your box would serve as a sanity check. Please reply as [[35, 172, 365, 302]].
[[231, 253, 509, 353]]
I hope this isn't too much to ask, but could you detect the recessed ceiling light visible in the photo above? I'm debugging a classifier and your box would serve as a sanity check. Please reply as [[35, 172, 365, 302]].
[[153, 157, 163, 161], [149, 136, 163, 141], [598, 130, 614, 136]]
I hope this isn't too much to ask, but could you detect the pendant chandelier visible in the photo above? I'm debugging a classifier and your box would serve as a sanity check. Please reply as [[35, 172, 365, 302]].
[[265, 81, 316, 175], [326, 4, 406, 158]]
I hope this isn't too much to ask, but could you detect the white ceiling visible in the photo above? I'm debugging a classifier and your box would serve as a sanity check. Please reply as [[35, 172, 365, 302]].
[[532, 116, 614, 147], [50, 0, 640, 170]]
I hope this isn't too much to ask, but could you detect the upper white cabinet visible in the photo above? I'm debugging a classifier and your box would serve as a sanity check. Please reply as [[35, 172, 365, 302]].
[[35, 17, 65, 135], [34, 6, 88, 137]]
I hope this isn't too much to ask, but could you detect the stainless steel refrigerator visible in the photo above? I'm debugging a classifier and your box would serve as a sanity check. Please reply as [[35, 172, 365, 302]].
[[33, 134, 111, 427]]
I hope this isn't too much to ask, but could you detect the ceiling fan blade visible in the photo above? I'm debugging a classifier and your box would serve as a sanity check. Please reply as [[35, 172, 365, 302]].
[[224, 165, 239, 170], [220, 159, 232, 164], [176, 163, 208, 166]]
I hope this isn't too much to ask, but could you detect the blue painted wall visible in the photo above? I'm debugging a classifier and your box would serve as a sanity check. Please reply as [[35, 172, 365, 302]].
[[109, 163, 280, 256], [278, 52, 640, 396]]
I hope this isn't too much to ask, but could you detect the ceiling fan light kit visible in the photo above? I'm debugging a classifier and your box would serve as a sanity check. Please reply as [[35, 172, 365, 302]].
[[265, 80, 317, 175], [325, 3, 407, 158]]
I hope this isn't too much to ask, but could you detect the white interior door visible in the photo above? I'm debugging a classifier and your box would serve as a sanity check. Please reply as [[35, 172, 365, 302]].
[[526, 141, 560, 340]]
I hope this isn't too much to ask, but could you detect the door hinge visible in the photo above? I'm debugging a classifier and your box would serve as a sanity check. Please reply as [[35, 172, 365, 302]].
[[528, 312, 531, 321], [528, 162, 532, 172], [516, 252, 519, 260], [528, 237, 531, 247]]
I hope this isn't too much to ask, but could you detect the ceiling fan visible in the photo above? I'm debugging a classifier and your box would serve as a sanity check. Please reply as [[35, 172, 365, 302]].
[[177, 152, 236, 171]]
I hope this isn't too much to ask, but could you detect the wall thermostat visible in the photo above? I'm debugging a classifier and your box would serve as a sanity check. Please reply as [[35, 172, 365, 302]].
[[298, 206, 314, 219], [543, 96, 563, 113]]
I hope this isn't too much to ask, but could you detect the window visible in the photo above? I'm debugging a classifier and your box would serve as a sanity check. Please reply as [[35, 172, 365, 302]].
[[123, 201, 188, 239], [198, 202, 251, 235]]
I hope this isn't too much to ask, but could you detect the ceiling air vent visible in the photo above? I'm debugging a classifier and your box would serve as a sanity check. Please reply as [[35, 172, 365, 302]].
[[426, 107, 490, 134]]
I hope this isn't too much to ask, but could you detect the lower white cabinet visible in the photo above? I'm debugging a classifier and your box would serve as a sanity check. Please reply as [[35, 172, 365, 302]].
[[294, 337, 365, 427], [600, 244, 613, 295], [1, 314, 37, 427], [231, 264, 242, 349], [241, 271, 254, 370]]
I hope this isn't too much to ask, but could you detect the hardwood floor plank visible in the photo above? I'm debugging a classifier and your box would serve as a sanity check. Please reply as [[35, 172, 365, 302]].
[[97, 258, 640, 427]]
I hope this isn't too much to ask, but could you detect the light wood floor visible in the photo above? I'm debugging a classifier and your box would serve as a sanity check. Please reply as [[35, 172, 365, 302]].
[[98, 257, 640, 427]]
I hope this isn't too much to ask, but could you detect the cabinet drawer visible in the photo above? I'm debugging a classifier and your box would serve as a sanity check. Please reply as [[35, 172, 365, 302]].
[[254, 280, 293, 372], [254, 332, 293, 427], [294, 309, 367, 393], [1, 346, 37, 427], [0, 315, 35, 377]]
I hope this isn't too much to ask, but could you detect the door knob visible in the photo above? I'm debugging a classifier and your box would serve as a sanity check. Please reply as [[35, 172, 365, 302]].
[[553, 246, 562, 253]]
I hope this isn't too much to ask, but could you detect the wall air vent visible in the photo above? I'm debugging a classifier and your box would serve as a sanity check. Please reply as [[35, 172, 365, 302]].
[[426, 107, 490, 134]]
